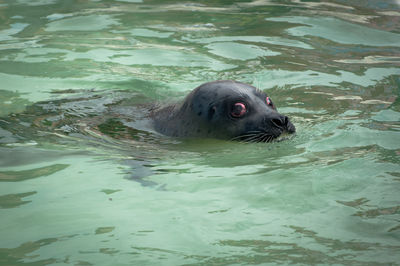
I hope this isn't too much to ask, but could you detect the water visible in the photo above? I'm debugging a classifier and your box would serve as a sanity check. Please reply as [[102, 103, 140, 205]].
[[0, 0, 399, 265]]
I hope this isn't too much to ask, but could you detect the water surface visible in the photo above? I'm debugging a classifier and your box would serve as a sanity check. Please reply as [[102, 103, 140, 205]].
[[0, 0, 399, 265]]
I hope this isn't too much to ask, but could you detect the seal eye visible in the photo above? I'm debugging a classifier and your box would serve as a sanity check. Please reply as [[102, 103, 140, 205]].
[[231, 102, 246, 118], [266, 97, 273, 107]]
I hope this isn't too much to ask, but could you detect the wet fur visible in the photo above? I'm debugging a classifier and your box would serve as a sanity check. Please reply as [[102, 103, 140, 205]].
[[151, 80, 295, 142]]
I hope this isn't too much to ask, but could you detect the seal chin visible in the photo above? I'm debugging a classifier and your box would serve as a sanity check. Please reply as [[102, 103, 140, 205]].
[[275, 131, 296, 142]]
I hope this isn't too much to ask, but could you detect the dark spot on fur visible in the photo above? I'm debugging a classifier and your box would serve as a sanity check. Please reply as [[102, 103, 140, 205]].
[[208, 106, 216, 120], [197, 111, 202, 116]]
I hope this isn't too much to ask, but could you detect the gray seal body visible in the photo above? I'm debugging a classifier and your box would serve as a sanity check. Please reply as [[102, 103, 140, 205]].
[[151, 80, 295, 142]]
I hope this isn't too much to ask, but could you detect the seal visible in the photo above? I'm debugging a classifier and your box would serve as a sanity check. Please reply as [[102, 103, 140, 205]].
[[151, 80, 295, 142]]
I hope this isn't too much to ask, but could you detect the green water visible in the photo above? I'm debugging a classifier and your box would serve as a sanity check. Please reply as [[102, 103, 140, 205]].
[[1, 0, 400, 265]]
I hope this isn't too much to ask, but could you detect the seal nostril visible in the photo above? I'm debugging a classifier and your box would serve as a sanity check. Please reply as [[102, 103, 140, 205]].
[[271, 116, 288, 129], [271, 118, 284, 128], [284, 116, 289, 126]]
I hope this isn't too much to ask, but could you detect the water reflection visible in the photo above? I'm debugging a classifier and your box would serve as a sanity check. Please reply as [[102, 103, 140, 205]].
[[0, 0, 399, 265], [268, 16, 400, 47], [0, 238, 58, 265], [0, 164, 69, 182], [0, 191, 37, 209], [213, 226, 399, 265]]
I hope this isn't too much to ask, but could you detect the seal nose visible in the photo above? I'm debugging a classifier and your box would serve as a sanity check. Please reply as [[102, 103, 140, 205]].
[[271, 115, 288, 129]]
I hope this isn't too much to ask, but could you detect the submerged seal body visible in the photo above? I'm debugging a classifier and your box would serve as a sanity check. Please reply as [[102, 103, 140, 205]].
[[152, 80, 295, 142]]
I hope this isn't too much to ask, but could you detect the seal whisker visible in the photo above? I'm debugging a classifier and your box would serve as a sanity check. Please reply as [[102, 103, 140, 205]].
[[247, 136, 261, 143], [261, 134, 270, 143], [262, 134, 268, 143], [230, 134, 254, 141], [256, 134, 265, 143], [242, 136, 259, 143], [244, 133, 262, 140], [246, 133, 266, 143], [260, 134, 270, 143], [238, 135, 259, 142], [230, 131, 262, 141], [230, 133, 257, 140]]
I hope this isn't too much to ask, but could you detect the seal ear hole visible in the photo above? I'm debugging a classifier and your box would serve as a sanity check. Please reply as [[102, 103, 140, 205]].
[[208, 106, 216, 120]]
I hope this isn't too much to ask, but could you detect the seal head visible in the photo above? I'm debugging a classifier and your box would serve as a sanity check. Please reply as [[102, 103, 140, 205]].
[[152, 80, 295, 142]]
